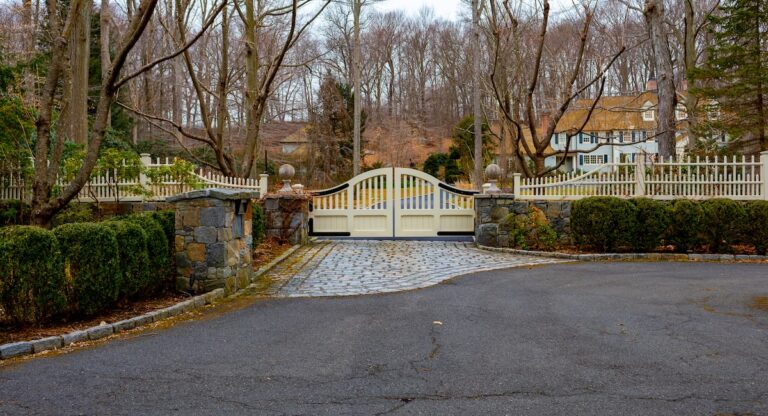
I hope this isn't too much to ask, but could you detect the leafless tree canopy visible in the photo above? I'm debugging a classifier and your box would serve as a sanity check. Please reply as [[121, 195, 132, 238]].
[[0, 0, 728, 221]]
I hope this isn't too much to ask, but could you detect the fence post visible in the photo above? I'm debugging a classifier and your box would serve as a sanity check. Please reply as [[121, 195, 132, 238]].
[[635, 154, 646, 197], [512, 173, 521, 198], [259, 173, 269, 197], [761, 150, 768, 200], [139, 153, 151, 192]]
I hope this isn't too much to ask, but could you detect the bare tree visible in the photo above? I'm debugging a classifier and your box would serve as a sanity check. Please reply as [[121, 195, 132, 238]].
[[471, 0, 483, 186], [488, 0, 626, 177], [31, 0, 160, 225], [644, 0, 676, 157], [352, 0, 361, 174], [28, 0, 225, 226]]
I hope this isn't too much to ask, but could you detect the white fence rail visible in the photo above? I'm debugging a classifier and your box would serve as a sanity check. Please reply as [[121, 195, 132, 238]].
[[0, 154, 268, 203], [514, 151, 768, 201]]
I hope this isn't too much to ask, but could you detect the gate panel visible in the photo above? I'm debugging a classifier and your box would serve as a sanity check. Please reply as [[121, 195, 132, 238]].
[[310, 168, 393, 237], [394, 168, 476, 237]]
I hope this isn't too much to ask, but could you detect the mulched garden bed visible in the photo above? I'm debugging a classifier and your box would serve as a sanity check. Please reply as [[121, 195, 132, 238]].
[[253, 238, 293, 267], [0, 292, 188, 344]]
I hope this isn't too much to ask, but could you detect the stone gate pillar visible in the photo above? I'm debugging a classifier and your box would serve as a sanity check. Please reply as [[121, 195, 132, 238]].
[[169, 189, 260, 294]]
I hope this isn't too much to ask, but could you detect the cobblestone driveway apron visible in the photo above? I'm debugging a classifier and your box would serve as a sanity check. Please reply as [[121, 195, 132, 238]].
[[269, 240, 564, 297]]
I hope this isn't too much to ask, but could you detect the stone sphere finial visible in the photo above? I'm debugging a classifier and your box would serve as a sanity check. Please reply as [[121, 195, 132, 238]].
[[485, 163, 501, 180], [278, 164, 296, 193], [279, 164, 296, 180], [484, 163, 502, 194]]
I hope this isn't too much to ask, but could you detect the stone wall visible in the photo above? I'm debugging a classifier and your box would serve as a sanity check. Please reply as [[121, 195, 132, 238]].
[[170, 189, 259, 294], [261, 194, 310, 245], [475, 194, 572, 248]]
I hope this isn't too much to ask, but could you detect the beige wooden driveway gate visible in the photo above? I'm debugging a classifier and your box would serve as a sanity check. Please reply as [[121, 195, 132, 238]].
[[309, 168, 478, 238]]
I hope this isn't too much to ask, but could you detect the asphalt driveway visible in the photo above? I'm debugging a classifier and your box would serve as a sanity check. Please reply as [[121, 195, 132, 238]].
[[1, 262, 767, 415]]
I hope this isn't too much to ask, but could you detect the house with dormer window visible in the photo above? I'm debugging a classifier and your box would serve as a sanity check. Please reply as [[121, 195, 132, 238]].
[[535, 77, 705, 172], [491, 79, 730, 174], [542, 88, 666, 172]]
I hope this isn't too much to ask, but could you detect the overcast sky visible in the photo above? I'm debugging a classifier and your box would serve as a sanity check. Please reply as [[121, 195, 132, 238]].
[[373, 0, 574, 21]]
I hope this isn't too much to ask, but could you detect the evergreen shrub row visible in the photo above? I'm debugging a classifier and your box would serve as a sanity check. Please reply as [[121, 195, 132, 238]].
[[0, 211, 175, 324], [571, 197, 768, 254]]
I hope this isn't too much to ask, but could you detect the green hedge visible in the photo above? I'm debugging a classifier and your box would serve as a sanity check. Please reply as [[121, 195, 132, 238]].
[[149, 210, 175, 254], [666, 199, 704, 252], [0, 226, 67, 323], [700, 198, 746, 253], [54, 223, 121, 316], [570, 197, 767, 254], [745, 201, 768, 255], [123, 214, 171, 291], [253, 203, 265, 245], [630, 198, 670, 252], [104, 221, 151, 298], [571, 197, 638, 251]]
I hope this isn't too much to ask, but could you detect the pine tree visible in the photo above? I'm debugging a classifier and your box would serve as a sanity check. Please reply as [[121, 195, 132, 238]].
[[696, 0, 767, 152]]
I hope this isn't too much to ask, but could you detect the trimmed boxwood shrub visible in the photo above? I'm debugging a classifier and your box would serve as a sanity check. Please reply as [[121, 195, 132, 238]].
[[0, 226, 67, 323], [571, 197, 638, 251], [666, 199, 704, 252], [123, 214, 171, 291], [150, 210, 175, 254], [54, 223, 121, 316], [253, 203, 265, 245], [104, 221, 151, 298], [630, 198, 670, 252], [700, 198, 746, 253], [745, 201, 768, 254]]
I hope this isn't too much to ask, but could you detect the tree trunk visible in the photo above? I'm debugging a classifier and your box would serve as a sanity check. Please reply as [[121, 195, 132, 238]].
[[683, 0, 698, 149], [352, 0, 362, 175], [754, 2, 767, 151], [68, 0, 91, 145], [31, 0, 160, 227], [100, 0, 111, 128], [471, 0, 482, 187], [645, 0, 677, 158], [22, 0, 36, 106]]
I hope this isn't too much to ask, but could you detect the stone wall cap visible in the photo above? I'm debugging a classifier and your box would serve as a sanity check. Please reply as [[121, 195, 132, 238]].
[[168, 188, 260, 202], [475, 193, 516, 199], [262, 193, 312, 200]]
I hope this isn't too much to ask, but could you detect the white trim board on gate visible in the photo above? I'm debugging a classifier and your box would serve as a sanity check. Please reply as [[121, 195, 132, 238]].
[[309, 168, 478, 238]]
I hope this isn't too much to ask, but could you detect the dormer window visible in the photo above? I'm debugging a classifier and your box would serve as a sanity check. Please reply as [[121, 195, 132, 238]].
[[642, 101, 655, 121]]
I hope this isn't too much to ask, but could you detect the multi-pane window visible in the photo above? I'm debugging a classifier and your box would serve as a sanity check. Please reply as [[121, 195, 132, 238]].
[[642, 101, 655, 121], [583, 154, 604, 165]]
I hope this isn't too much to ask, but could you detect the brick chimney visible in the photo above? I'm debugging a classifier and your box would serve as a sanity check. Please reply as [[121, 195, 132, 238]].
[[539, 111, 551, 132], [645, 76, 658, 92]]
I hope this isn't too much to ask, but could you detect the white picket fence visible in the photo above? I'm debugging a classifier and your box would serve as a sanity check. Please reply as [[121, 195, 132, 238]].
[[514, 151, 768, 201], [0, 154, 268, 203]]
